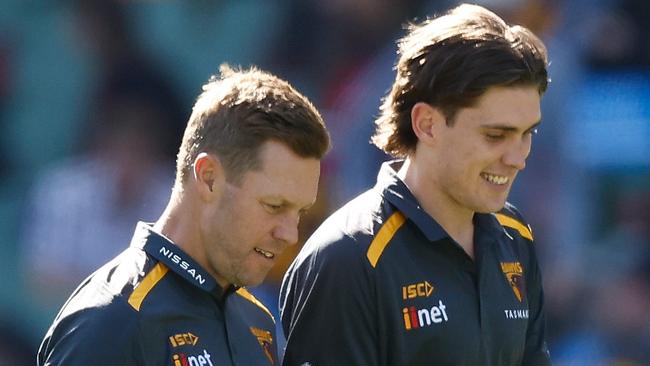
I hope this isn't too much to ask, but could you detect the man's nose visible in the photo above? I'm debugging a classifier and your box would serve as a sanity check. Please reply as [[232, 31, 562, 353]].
[[272, 215, 299, 246], [502, 138, 531, 171]]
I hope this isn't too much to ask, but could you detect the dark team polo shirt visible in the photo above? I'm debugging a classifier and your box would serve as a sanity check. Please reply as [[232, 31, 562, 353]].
[[280, 161, 551, 366], [38, 222, 277, 366]]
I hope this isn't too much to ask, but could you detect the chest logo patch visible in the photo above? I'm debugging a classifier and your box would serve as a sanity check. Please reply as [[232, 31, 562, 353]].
[[401, 300, 449, 331], [169, 332, 199, 348], [401, 280, 434, 300], [250, 327, 275, 365], [501, 262, 525, 302], [171, 349, 213, 366]]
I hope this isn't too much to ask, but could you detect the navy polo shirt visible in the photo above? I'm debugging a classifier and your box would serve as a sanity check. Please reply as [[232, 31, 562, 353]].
[[280, 161, 551, 365], [38, 222, 278, 366]]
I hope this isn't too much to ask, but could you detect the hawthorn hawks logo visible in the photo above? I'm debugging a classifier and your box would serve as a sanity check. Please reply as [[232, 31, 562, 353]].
[[500, 262, 525, 302], [250, 327, 275, 365]]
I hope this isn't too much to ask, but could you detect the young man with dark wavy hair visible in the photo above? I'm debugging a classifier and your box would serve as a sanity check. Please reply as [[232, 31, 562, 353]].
[[280, 4, 551, 365]]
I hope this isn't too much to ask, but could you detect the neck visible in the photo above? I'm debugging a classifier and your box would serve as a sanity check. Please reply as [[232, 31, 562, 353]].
[[155, 185, 232, 288], [154, 188, 204, 265], [399, 158, 475, 258]]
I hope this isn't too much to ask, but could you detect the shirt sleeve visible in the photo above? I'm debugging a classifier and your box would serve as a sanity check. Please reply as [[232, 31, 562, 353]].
[[38, 302, 143, 366], [522, 243, 552, 365], [280, 235, 379, 366]]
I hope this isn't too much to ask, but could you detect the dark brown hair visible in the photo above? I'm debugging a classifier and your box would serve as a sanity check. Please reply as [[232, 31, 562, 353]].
[[372, 4, 549, 157], [176, 65, 330, 185]]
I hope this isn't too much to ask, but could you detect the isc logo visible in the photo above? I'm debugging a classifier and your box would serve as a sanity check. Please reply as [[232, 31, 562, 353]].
[[169, 332, 199, 347], [402, 281, 434, 300]]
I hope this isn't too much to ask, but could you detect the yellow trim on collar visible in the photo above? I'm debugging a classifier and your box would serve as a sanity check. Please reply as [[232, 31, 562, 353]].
[[236, 288, 275, 321], [494, 213, 534, 241]]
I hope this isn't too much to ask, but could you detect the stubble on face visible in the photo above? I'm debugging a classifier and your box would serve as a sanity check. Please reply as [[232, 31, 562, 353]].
[[200, 141, 321, 288], [203, 182, 275, 288]]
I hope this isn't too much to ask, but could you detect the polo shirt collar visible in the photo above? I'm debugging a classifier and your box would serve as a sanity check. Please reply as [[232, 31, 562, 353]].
[[475, 211, 508, 239], [375, 160, 448, 242], [375, 160, 508, 243], [129, 222, 238, 300]]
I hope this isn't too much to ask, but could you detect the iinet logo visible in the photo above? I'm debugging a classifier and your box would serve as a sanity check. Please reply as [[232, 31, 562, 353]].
[[402, 300, 449, 331], [172, 349, 213, 366]]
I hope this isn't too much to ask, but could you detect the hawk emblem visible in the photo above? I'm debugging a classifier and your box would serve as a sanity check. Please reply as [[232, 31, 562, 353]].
[[250, 327, 275, 365], [501, 262, 526, 302]]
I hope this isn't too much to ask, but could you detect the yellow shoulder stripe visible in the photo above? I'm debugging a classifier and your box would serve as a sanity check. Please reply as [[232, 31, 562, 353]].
[[128, 262, 169, 311], [367, 211, 406, 268], [236, 288, 274, 321], [494, 213, 534, 241]]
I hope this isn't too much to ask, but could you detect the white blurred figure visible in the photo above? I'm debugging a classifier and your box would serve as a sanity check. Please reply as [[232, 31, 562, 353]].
[[23, 94, 173, 308]]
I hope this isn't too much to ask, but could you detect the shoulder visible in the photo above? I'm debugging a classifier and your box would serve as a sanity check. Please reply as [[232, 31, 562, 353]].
[[282, 189, 396, 310], [494, 202, 535, 242], [38, 253, 145, 364], [492, 203, 543, 277], [39, 247, 174, 359], [295, 188, 395, 269], [53, 247, 148, 320], [39, 248, 213, 365]]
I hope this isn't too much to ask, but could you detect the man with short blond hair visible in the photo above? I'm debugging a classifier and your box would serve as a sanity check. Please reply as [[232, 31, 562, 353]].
[[38, 65, 330, 366]]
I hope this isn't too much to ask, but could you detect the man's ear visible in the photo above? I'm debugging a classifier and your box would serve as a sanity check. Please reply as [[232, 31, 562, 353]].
[[410, 102, 446, 147], [192, 153, 225, 201]]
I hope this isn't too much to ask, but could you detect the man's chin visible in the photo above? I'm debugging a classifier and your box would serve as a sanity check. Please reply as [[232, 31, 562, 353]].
[[235, 275, 267, 288], [475, 200, 507, 214]]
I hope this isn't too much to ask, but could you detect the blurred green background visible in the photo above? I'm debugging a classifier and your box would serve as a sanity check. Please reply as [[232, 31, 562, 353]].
[[0, 0, 648, 364]]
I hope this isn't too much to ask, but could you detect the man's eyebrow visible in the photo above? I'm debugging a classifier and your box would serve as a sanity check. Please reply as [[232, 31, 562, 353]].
[[265, 197, 315, 211], [480, 121, 541, 133]]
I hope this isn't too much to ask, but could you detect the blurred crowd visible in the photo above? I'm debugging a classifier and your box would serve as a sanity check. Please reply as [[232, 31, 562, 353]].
[[0, 0, 648, 364]]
